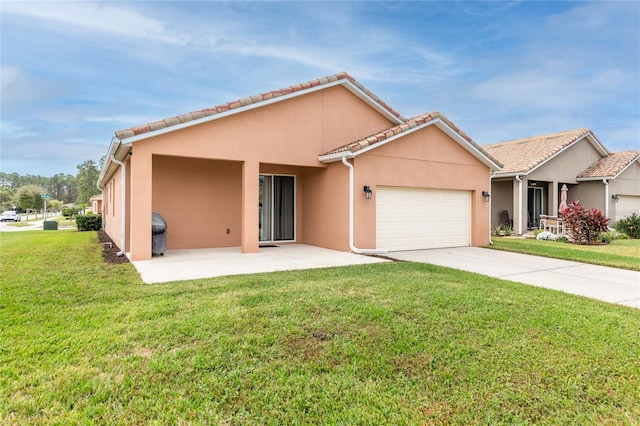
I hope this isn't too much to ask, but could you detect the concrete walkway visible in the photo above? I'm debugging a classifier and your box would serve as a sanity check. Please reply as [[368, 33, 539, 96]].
[[390, 247, 640, 309], [132, 244, 390, 284]]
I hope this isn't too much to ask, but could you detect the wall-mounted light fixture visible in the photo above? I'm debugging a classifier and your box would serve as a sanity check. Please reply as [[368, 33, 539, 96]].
[[482, 191, 491, 202], [363, 185, 373, 200], [612, 194, 619, 203]]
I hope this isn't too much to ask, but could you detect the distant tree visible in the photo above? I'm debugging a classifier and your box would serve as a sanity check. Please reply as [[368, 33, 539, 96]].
[[75, 160, 100, 205], [18, 191, 34, 219], [16, 185, 45, 218], [48, 199, 63, 213], [0, 188, 15, 210]]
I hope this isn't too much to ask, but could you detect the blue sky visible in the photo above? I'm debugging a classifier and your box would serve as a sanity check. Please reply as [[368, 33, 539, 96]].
[[1, 1, 639, 177]]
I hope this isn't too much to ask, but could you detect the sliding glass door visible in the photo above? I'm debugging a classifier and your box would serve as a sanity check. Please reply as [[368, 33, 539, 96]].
[[259, 175, 295, 243]]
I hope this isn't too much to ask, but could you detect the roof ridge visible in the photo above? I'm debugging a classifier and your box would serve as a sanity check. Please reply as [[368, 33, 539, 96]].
[[484, 128, 590, 148], [115, 72, 404, 140]]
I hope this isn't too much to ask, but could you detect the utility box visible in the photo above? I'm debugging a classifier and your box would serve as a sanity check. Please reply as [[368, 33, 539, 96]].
[[43, 221, 58, 230]]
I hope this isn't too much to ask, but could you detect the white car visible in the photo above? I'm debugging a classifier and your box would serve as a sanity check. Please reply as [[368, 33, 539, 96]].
[[0, 210, 21, 222]]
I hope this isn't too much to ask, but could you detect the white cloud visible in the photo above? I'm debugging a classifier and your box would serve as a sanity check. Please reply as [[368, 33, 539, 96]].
[[0, 0, 187, 44]]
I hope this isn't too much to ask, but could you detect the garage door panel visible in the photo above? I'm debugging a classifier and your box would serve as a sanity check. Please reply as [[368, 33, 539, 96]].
[[616, 196, 640, 221], [376, 187, 471, 251]]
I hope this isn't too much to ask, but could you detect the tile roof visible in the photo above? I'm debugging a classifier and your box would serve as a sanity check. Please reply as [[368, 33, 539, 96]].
[[321, 111, 501, 166], [114, 72, 405, 140], [483, 128, 607, 175], [577, 150, 640, 179]]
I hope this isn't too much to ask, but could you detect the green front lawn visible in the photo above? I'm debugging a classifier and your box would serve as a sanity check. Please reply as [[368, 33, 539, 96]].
[[1, 232, 639, 424], [489, 237, 640, 271]]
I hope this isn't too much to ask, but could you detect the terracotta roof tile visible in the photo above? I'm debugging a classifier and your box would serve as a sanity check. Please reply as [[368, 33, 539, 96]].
[[321, 112, 500, 167], [577, 150, 640, 178], [483, 129, 605, 175], [114, 72, 404, 140]]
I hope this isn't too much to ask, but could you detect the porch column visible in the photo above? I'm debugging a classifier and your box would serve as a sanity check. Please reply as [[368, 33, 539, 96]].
[[241, 159, 259, 253], [513, 177, 523, 235], [550, 181, 558, 216], [129, 151, 153, 261]]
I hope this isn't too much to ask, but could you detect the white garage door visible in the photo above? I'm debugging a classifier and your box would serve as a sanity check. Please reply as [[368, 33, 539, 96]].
[[615, 195, 640, 221], [376, 186, 471, 251]]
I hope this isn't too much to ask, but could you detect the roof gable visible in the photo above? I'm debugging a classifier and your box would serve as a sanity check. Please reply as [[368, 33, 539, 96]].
[[483, 129, 609, 176], [114, 72, 405, 142], [318, 111, 502, 171], [577, 150, 640, 180]]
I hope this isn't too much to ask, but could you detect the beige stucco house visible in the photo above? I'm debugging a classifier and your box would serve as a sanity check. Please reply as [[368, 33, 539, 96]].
[[484, 129, 640, 234], [97, 72, 501, 261]]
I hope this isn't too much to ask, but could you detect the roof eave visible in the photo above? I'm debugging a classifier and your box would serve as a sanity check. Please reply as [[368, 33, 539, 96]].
[[319, 118, 503, 171], [119, 79, 404, 145], [97, 138, 132, 189], [524, 132, 609, 176]]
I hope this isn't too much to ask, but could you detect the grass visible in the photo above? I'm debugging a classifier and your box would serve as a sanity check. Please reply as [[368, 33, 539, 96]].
[[1, 231, 639, 425], [489, 237, 640, 271]]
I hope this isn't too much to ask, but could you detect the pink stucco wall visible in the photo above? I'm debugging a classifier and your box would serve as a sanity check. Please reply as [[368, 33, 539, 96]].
[[353, 125, 492, 248], [123, 85, 394, 260], [103, 83, 493, 259]]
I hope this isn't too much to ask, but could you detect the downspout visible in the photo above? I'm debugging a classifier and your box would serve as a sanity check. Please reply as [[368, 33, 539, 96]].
[[111, 154, 127, 257], [515, 175, 523, 235], [341, 157, 387, 255], [489, 173, 494, 245], [603, 179, 609, 219]]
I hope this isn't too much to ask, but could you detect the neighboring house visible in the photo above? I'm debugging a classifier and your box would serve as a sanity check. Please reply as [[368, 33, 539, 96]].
[[484, 129, 640, 234], [97, 72, 501, 261], [89, 194, 102, 215]]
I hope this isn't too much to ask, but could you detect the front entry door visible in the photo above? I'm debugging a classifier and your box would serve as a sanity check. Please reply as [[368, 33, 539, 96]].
[[259, 175, 295, 243], [528, 187, 543, 229]]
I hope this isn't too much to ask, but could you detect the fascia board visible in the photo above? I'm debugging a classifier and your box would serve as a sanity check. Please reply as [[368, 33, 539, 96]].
[[119, 79, 403, 145], [319, 118, 503, 171], [611, 156, 640, 179], [526, 134, 608, 176]]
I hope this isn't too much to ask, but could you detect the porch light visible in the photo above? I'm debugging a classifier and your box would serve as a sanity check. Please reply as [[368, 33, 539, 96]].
[[363, 185, 373, 200], [612, 194, 619, 203], [482, 191, 491, 202]]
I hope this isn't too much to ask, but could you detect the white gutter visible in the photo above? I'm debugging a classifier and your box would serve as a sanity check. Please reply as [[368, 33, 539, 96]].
[[340, 157, 387, 255], [110, 154, 127, 257], [603, 179, 609, 218], [515, 175, 523, 235]]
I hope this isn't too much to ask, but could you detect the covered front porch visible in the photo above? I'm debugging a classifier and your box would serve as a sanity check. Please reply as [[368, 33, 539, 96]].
[[491, 177, 575, 234]]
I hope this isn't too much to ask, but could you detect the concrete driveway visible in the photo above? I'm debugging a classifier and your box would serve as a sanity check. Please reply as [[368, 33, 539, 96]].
[[389, 247, 640, 309]]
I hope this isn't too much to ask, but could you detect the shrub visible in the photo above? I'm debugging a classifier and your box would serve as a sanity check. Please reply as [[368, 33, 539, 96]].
[[556, 236, 570, 243], [62, 206, 81, 218], [560, 201, 610, 244], [76, 214, 102, 231], [597, 231, 616, 244], [536, 231, 556, 241], [614, 213, 640, 239]]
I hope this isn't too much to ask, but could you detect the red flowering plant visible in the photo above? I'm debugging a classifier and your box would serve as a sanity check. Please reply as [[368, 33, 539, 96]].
[[559, 200, 610, 244]]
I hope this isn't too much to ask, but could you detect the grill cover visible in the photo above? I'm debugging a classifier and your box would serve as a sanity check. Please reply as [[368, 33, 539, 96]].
[[152, 211, 167, 255]]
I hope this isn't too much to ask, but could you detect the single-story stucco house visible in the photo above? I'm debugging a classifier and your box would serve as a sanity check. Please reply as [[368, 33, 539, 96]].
[[484, 128, 640, 234], [97, 72, 502, 261]]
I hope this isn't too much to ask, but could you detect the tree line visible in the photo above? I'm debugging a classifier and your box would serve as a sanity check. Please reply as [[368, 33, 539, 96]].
[[0, 159, 102, 213]]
